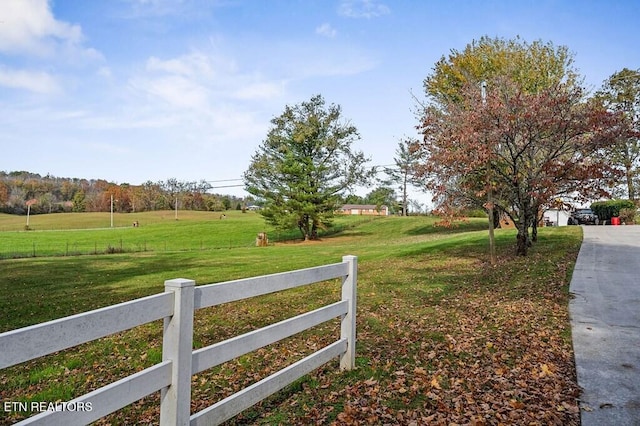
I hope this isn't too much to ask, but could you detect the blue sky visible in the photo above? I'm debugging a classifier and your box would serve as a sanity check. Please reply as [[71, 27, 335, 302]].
[[1, 0, 639, 205]]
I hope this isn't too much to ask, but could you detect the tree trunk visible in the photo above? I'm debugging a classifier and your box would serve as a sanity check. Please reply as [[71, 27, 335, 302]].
[[516, 207, 532, 256], [516, 223, 528, 256], [493, 209, 501, 229], [525, 209, 534, 248], [626, 164, 636, 201], [299, 215, 311, 241], [402, 174, 409, 216], [531, 218, 538, 243]]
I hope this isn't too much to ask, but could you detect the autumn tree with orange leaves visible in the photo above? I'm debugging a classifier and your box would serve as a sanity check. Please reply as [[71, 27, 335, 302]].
[[415, 37, 621, 256]]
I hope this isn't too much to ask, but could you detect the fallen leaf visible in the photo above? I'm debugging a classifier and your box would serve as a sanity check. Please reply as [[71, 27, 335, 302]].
[[430, 376, 441, 389]]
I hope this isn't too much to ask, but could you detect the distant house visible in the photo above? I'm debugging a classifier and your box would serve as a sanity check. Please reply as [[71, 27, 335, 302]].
[[338, 204, 389, 216]]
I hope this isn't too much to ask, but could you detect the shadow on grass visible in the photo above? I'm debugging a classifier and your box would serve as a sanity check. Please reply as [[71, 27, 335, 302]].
[[0, 254, 209, 331], [405, 219, 488, 237], [399, 229, 514, 258], [0, 247, 347, 332], [328, 230, 374, 238]]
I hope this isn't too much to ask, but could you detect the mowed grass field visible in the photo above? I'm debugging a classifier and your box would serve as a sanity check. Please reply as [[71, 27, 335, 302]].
[[0, 212, 583, 425], [0, 210, 341, 258]]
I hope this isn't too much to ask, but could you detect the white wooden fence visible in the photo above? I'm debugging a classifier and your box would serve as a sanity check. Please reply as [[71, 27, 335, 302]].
[[0, 255, 357, 425]]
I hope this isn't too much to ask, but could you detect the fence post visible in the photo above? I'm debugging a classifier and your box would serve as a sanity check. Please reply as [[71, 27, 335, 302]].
[[340, 255, 357, 370], [160, 278, 195, 426]]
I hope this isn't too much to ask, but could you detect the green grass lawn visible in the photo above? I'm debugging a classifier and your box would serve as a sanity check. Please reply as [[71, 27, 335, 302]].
[[0, 210, 373, 258], [0, 213, 583, 425], [0, 210, 277, 257]]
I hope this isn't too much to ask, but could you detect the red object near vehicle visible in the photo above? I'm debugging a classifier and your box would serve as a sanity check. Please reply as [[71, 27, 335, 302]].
[[611, 217, 621, 225]]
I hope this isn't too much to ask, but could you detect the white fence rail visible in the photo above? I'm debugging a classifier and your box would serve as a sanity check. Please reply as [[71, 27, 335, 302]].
[[0, 255, 357, 425]]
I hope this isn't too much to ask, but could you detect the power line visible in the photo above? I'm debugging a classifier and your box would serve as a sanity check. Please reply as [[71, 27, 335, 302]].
[[205, 179, 243, 183], [203, 164, 401, 191], [209, 184, 245, 189]]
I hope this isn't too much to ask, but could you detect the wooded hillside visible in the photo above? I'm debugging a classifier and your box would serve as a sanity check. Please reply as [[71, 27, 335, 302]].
[[0, 171, 248, 215]]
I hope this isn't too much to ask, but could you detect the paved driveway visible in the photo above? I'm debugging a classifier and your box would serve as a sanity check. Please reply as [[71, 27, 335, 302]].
[[570, 226, 640, 425]]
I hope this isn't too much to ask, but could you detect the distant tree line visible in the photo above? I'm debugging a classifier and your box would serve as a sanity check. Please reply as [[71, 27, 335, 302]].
[[0, 171, 250, 215]]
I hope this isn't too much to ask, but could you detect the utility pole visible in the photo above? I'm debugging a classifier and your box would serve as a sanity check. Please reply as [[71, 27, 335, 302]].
[[482, 81, 497, 265]]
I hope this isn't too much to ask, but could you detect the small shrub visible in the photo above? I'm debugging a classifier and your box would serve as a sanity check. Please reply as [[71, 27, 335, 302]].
[[462, 208, 487, 218], [590, 199, 635, 221], [105, 244, 125, 254], [618, 208, 636, 225]]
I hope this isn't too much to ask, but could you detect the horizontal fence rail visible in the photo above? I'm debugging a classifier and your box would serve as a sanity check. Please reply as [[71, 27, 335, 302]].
[[18, 361, 174, 426], [193, 261, 349, 308], [191, 340, 348, 426], [0, 292, 175, 370], [0, 255, 357, 425], [191, 301, 348, 375]]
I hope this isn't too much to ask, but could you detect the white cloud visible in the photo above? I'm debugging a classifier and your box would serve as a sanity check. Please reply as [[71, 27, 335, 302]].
[[118, 0, 230, 21], [0, 0, 84, 56], [97, 67, 113, 79], [79, 112, 182, 131], [284, 46, 378, 78], [130, 74, 210, 109], [132, 49, 286, 110], [316, 23, 337, 38], [132, 52, 225, 109], [146, 52, 221, 79], [83, 142, 132, 156], [118, 49, 284, 148], [0, 67, 60, 94], [233, 81, 285, 100], [121, 0, 192, 17], [338, 0, 390, 19]]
